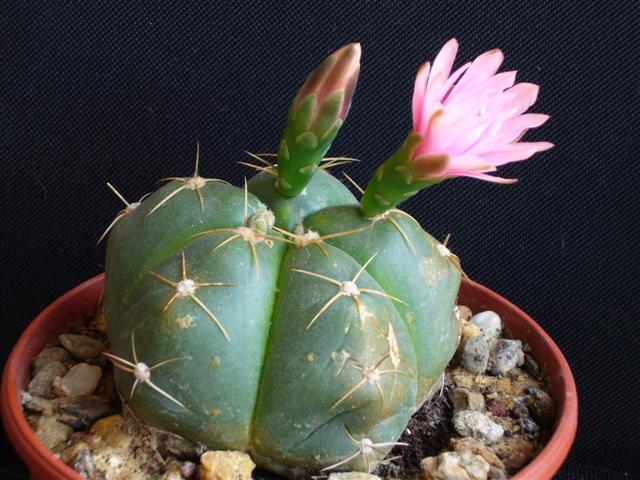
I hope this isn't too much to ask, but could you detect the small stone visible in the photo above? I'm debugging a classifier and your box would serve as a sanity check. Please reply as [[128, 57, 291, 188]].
[[492, 436, 537, 473], [67, 443, 95, 478], [20, 391, 54, 415], [455, 305, 473, 323], [421, 451, 491, 480], [523, 354, 542, 379], [452, 369, 475, 389], [180, 461, 197, 478], [517, 417, 540, 435], [526, 388, 554, 427], [53, 362, 102, 397], [449, 388, 486, 412], [489, 340, 523, 376], [470, 311, 502, 341], [494, 377, 512, 394], [512, 401, 529, 419], [453, 410, 504, 444], [59, 334, 106, 360], [462, 337, 490, 374], [487, 398, 508, 417], [450, 438, 507, 479], [328, 474, 381, 480], [31, 347, 70, 375], [52, 395, 112, 429], [200, 451, 255, 480], [35, 415, 73, 450], [461, 323, 482, 342], [28, 361, 67, 398]]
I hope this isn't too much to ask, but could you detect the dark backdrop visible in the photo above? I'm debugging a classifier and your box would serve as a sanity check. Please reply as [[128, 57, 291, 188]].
[[2, 2, 639, 479]]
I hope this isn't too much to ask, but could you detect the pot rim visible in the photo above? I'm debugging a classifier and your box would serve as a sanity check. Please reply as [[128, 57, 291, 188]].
[[1, 274, 577, 480]]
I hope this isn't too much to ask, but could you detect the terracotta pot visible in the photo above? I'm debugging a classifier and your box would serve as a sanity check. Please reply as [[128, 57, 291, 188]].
[[1, 275, 577, 480]]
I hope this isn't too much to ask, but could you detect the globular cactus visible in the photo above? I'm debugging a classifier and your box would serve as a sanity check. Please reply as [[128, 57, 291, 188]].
[[103, 40, 550, 477]]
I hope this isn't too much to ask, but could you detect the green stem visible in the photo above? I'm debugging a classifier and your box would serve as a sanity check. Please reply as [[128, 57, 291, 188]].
[[360, 133, 441, 218], [276, 94, 343, 197]]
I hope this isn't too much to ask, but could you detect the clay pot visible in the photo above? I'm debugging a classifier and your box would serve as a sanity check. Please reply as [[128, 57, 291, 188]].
[[1, 275, 577, 480]]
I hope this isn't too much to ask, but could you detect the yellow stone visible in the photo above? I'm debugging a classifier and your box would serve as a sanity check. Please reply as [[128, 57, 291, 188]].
[[200, 450, 255, 480]]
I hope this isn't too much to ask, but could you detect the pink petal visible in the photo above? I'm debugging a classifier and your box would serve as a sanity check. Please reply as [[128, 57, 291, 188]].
[[499, 114, 550, 143], [445, 70, 516, 113], [429, 38, 459, 88], [441, 62, 471, 102], [446, 154, 494, 172], [421, 72, 446, 127], [456, 48, 504, 89], [412, 62, 431, 130], [456, 171, 518, 184], [502, 83, 539, 116], [477, 141, 554, 165], [415, 109, 447, 156]]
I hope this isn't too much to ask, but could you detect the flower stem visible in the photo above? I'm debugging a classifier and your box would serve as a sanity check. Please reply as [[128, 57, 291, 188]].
[[360, 133, 440, 218]]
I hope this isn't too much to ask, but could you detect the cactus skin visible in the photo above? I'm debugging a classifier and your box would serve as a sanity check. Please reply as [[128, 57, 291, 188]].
[[104, 167, 460, 477]]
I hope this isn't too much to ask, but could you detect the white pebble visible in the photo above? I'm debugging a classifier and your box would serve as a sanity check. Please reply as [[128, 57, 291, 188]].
[[470, 311, 502, 341], [453, 410, 504, 444]]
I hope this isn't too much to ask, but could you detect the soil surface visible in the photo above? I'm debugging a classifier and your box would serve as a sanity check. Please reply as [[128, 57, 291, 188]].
[[20, 305, 553, 479]]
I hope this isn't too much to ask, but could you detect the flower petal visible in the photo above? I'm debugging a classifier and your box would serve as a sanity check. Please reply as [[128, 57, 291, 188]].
[[478, 141, 554, 165], [412, 62, 431, 130], [412, 153, 450, 178], [502, 83, 539, 116], [429, 38, 459, 88], [441, 62, 471, 102], [456, 48, 504, 89], [416, 109, 447, 156], [498, 114, 550, 143], [446, 154, 494, 172], [456, 171, 518, 184], [407, 39, 550, 186]]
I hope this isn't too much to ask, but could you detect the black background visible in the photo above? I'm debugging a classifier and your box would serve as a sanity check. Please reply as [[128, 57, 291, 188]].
[[2, 2, 639, 479]]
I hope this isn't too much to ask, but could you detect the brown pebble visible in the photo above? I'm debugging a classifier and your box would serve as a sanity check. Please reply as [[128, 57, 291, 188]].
[[31, 347, 70, 375], [449, 387, 486, 412], [526, 388, 555, 428], [35, 415, 73, 450], [21, 391, 54, 415], [28, 361, 67, 399], [52, 395, 112, 429], [59, 334, 106, 360], [488, 398, 509, 417]]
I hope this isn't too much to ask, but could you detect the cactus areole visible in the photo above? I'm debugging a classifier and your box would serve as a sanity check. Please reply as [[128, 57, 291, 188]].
[[103, 41, 551, 477]]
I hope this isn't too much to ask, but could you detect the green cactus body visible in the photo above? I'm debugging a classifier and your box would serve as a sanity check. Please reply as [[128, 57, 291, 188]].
[[103, 43, 461, 479], [104, 168, 460, 477]]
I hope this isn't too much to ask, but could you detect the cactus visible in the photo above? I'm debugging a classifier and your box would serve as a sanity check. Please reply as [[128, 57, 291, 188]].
[[102, 44, 475, 478]]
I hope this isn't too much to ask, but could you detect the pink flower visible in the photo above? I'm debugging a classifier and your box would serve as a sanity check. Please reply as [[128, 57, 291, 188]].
[[410, 39, 553, 183]]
